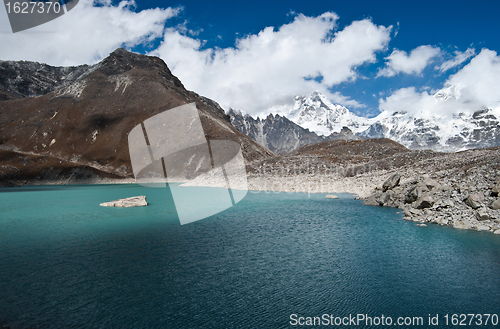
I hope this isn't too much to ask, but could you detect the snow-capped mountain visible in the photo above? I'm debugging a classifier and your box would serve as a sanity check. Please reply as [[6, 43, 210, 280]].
[[284, 90, 500, 152], [228, 109, 362, 154], [361, 107, 500, 151], [229, 90, 500, 153], [360, 85, 500, 151], [229, 110, 326, 154], [287, 91, 372, 136]]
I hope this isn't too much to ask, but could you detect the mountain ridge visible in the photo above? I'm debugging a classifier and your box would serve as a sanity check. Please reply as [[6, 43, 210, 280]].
[[0, 48, 274, 185], [235, 90, 500, 152], [229, 108, 364, 154]]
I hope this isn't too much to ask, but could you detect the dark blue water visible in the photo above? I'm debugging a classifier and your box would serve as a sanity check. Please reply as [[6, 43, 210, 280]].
[[1, 184, 500, 328]]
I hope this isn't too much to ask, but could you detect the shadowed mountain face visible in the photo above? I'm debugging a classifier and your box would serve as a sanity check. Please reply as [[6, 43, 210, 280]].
[[0, 60, 91, 101], [228, 110, 364, 154], [0, 49, 274, 184]]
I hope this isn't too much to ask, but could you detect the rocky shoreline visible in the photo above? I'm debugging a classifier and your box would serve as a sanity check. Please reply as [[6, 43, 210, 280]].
[[363, 170, 500, 234]]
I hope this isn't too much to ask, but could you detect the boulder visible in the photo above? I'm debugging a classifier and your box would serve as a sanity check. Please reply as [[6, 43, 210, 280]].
[[475, 223, 491, 231], [432, 198, 454, 210], [363, 196, 380, 206], [491, 184, 499, 197], [434, 217, 449, 226], [376, 190, 394, 206], [405, 186, 424, 203], [382, 173, 401, 191], [476, 207, 490, 221], [490, 199, 500, 210], [100, 196, 148, 207], [422, 178, 439, 190], [408, 208, 422, 216], [453, 219, 473, 230], [463, 194, 482, 209], [415, 195, 434, 209], [326, 194, 339, 199], [494, 229, 500, 235]]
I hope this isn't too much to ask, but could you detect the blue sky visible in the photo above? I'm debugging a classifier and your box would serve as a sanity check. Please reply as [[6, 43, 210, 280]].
[[1, 0, 500, 119]]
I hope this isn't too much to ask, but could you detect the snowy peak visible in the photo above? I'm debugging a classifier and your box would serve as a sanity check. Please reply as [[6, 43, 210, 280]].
[[288, 90, 500, 152], [229, 109, 327, 154], [434, 85, 460, 101], [287, 91, 371, 136], [231, 90, 500, 153], [361, 89, 500, 152]]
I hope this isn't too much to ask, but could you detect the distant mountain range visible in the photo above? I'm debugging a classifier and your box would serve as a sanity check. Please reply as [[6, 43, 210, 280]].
[[230, 91, 500, 153], [228, 108, 362, 154]]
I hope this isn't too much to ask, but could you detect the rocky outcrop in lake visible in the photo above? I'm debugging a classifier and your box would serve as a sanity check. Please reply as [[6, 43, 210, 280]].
[[100, 195, 147, 207]]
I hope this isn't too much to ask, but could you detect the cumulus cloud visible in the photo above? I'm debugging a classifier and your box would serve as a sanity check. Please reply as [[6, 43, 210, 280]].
[[152, 13, 392, 115], [377, 45, 441, 77], [379, 49, 500, 117], [437, 48, 476, 72], [0, 0, 177, 66]]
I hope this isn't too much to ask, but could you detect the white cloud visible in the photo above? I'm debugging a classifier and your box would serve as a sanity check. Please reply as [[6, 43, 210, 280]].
[[379, 49, 500, 117], [437, 48, 476, 72], [0, 0, 177, 66], [152, 13, 392, 115], [377, 45, 441, 77], [446, 49, 500, 109]]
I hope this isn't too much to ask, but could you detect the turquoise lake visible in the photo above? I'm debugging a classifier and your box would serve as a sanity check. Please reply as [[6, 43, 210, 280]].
[[1, 184, 500, 328]]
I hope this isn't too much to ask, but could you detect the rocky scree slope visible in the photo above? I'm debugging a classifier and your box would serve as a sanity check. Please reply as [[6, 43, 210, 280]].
[[246, 138, 434, 178], [364, 150, 500, 234]]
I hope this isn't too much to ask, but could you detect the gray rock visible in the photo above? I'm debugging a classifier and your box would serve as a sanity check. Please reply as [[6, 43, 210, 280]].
[[453, 219, 473, 230], [494, 229, 500, 235], [417, 223, 427, 227], [491, 184, 499, 197], [326, 194, 339, 199], [403, 207, 412, 217], [423, 178, 439, 190], [463, 194, 482, 209], [405, 186, 425, 203], [441, 184, 452, 192], [415, 194, 434, 209], [363, 196, 380, 206], [409, 208, 422, 216], [100, 195, 148, 207], [376, 190, 395, 206], [490, 199, 500, 210], [393, 186, 404, 194], [382, 173, 401, 191], [475, 223, 491, 231], [432, 198, 454, 210], [476, 207, 490, 221], [435, 217, 449, 225]]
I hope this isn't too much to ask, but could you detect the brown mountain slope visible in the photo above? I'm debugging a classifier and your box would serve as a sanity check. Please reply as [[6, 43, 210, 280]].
[[0, 49, 274, 184]]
